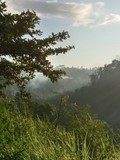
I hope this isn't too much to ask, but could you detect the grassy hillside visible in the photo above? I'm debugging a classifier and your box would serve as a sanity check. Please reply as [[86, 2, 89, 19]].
[[0, 98, 120, 160]]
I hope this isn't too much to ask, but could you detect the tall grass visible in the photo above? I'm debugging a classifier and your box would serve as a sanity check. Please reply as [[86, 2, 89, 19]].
[[0, 99, 120, 159]]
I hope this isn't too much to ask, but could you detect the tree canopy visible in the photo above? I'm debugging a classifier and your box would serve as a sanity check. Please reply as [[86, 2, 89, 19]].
[[0, 1, 74, 93]]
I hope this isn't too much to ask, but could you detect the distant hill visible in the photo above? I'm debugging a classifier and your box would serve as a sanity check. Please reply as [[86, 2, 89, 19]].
[[68, 60, 120, 127]]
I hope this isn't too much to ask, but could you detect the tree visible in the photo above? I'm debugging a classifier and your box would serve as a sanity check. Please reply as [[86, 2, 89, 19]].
[[0, 1, 74, 94]]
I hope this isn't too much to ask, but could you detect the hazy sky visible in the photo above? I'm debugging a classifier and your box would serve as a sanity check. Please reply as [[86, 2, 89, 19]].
[[6, 0, 120, 68]]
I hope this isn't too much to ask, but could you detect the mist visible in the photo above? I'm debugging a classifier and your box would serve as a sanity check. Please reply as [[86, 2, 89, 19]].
[[26, 66, 96, 101]]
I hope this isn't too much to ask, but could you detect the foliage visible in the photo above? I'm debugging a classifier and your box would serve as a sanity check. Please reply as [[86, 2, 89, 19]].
[[0, 98, 120, 159], [28, 101, 56, 121], [90, 59, 120, 85], [68, 60, 120, 127], [0, 99, 29, 159], [0, 1, 74, 95]]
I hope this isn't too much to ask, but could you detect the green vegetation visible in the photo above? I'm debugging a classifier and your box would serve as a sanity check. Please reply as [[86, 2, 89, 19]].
[[0, 98, 120, 160], [68, 60, 120, 127], [1, 1, 120, 159]]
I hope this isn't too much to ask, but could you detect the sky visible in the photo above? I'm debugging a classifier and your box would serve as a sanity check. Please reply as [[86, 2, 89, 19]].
[[6, 0, 120, 68]]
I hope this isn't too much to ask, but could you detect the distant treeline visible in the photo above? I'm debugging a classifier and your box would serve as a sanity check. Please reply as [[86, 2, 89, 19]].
[[67, 60, 120, 127]]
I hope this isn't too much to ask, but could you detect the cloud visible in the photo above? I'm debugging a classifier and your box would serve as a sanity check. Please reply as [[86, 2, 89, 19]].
[[6, 0, 120, 27], [99, 14, 120, 26], [63, 2, 95, 26], [95, 1, 105, 9], [46, 0, 58, 3], [6, 0, 97, 26]]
